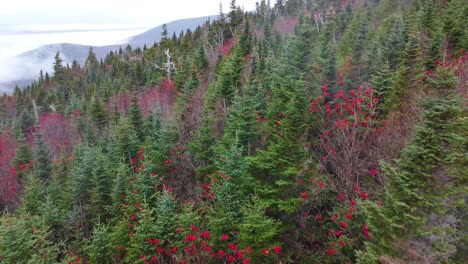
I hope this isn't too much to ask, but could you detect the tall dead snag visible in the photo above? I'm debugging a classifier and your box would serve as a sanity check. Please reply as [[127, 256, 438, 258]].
[[155, 49, 176, 80]]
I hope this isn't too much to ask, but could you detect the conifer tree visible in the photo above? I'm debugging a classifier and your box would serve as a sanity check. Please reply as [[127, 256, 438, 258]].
[[33, 128, 52, 182], [20, 175, 44, 215], [195, 45, 209, 72], [53, 52, 65, 82], [13, 133, 33, 184], [116, 117, 141, 162], [90, 152, 113, 223], [443, 0, 468, 50], [71, 147, 97, 204], [223, 84, 262, 154], [129, 94, 145, 142], [89, 224, 113, 263], [228, 0, 244, 36], [85, 48, 99, 84], [238, 195, 279, 257], [89, 96, 108, 131]]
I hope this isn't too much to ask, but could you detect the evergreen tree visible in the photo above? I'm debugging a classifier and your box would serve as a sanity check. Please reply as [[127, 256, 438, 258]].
[[116, 117, 141, 162], [85, 48, 100, 84], [228, 0, 244, 35], [71, 147, 97, 205], [0, 1, 466, 262], [33, 128, 52, 182], [89, 96, 108, 131], [238, 195, 279, 258], [13, 111, 34, 135], [90, 152, 113, 223], [223, 84, 262, 154], [442, 0, 468, 50], [12, 133, 33, 184], [89, 224, 113, 263], [160, 24, 169, 48], [195, 45, 209, 72], [129, 94, 145, 142], [53, 52, 65, 81]]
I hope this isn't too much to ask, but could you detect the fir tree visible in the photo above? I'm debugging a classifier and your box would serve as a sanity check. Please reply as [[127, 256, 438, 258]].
[[90, 152, 113, 223], [33, 128, 52, 182], [129, 94, 145, 142], [12, 133, 33, 184]]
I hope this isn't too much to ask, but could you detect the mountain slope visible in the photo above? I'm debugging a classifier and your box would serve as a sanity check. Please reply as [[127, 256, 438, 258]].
[[0, 15, 216, 93], [128, 15, 217, 45], [0, 0, 467, 263]]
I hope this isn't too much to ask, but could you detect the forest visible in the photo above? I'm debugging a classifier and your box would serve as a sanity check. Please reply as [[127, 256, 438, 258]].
[[0, 0, 466, 263]]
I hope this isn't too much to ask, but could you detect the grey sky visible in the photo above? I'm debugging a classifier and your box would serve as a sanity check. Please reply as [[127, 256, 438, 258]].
[[0, 0, 259, 32]]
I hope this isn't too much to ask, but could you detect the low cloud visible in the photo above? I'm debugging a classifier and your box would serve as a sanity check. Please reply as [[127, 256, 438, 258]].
[[0, 51, 71, 95]]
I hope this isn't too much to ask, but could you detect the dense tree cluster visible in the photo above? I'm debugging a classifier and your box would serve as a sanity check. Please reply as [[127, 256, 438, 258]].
[[0, 0, 466, 263]]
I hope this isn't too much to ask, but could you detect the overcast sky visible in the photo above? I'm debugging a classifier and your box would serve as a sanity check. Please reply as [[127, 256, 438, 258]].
[[0, 0, 259, 32]]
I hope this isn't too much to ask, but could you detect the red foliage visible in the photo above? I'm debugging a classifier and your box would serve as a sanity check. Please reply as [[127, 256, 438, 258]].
[[221, 38, 235, 56], [108, 80, 177, 118], [0, 96, 17, 120], [273, 17, 298, 35], [39, 113, 79, 159], [287, 17, 298, 26], [0, 131, 19, 209], [140, 80, 178, 117], [309, 84, 384, 191], [426, 49, 468, 94], [108, 93, 132, 116], [252, 29, 264, 39]]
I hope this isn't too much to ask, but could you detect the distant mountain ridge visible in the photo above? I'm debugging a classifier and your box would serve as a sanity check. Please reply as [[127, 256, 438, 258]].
[[0, 15, 217, 93], [128, 15, 217, 45]]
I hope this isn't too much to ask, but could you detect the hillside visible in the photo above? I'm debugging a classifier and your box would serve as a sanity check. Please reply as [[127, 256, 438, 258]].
[[128, 15, 218, 45], [0, 15, 217, 93], [0, 0, 467, 263]]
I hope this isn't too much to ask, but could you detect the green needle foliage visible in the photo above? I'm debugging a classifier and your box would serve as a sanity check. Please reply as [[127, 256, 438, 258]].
[[0, 1, 466, 263]]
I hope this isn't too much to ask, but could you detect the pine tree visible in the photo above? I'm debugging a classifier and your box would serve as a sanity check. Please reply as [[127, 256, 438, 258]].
[[20, 175, 45, 215], [238, 195, 279, 258], [195, 45, 209, 72], [14, 111, 34, 135], [85, 48, 100, 84], [207, 179, 244, 245], [213, 47, 244, 107], [89, 96, 108, 131], [239, 21, 252, 56], [250, 30, 310, 199], [53, 52, 65, 81], [71, 147, 97, 204], [442, 0, 468, 50], [129, 94, 145, 142], [116, 117, 141, 162], [13, 133, 33, 184], [33, 128, 52, 182], [90, 152, 113, 223], [228, 0, 244, 36], [160, 24, 169, 48], [223, 84, 262, 155], [89, 224, 113, 263]]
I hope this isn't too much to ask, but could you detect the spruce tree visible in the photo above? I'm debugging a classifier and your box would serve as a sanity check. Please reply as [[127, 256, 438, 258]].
[[238, 195, 279, 258], [13, 133, 33, 184], [33, 128, 52, 182], [53, 52, 65, 82], [90, 152, 113, 223], [89, 96, 108, 131], [89, 224, 113, 263], [129, 94, 145, 142]]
